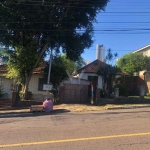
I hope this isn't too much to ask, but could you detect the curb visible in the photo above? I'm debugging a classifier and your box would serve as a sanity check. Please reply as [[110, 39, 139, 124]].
[[0, 112, 33, 117], [0, 105, 150, 117], [107, 105, 150, 110]]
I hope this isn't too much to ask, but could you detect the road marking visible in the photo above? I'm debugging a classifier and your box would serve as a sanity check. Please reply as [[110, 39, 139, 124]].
[[1, 132, 150, 148]]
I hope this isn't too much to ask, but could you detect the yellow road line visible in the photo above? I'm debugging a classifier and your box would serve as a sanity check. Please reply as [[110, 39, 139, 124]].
[[1, 132, 150, 148]]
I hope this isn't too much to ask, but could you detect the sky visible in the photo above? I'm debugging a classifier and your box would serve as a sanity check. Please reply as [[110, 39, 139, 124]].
[[81, 0, 150, 64]]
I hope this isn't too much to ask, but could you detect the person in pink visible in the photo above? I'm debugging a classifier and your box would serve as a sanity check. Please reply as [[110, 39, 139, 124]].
[[43, 98, 53, 112]]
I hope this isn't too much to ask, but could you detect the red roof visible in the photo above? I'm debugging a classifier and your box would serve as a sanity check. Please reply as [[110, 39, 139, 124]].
[[0, 64, 45, 74], [77, 59, 107, 73]]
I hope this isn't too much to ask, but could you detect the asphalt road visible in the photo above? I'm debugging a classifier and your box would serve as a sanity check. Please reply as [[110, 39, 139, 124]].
[[0, 107, 150, 150]]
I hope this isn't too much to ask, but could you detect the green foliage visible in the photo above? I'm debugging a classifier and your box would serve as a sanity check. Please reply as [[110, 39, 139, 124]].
[[44, 54, 86, 88], [100, 89, 105, 98], [105, 48, 118, 65], [97, 64, 120, 90], [0, 0, 109, 99], [97, 49, 120, 95], [60, 54, 76, 75], [144, 56, 150, 71], [0, 0, 109, 61], [19, 90, 33, 100], [60, 54, 86, 74], [0, 84, 4, 98], [117, 53, 147, 74], [146, 93, 150, 97], [114, 84, 129, 97], [49, 90, 59, 103], [44, 55, 68, 88]]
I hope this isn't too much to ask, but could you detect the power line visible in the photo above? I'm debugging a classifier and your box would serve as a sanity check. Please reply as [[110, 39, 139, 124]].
[[1, 21, 150, 23]]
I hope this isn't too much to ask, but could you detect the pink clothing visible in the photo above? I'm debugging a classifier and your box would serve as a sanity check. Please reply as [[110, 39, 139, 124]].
[[43, 99, 53, 112]]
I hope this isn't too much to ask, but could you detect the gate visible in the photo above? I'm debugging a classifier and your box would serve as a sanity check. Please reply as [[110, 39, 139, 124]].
[[64, 84, 89, 103]]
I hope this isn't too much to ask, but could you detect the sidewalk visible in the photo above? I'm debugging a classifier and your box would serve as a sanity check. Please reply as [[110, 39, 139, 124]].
[[0, 103, 150, 117]]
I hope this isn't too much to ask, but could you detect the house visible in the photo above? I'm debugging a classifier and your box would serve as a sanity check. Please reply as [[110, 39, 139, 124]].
[[133, 44, 150, 56], [75, 44, 106, 88], [58, 59, 106, 104], [131, 44, 150, 94], [72, 57, 108, 102], [0, 64, 48, 100], [58, 44, 107, 103], [75, 59, 107, 89]]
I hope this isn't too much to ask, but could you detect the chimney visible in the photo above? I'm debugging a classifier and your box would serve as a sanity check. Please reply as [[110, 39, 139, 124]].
[[96, 44, 105, 61]]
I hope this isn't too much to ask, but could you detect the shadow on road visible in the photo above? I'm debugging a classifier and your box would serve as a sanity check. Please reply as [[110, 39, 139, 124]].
[[0, 109, 70, 118]]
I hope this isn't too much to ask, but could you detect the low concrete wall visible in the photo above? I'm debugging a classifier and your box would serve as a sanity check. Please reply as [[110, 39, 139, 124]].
[[0, 99, 11, 107]]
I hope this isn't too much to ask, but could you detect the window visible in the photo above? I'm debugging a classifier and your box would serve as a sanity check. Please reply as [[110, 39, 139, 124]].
[[38, 78, 47, 91]]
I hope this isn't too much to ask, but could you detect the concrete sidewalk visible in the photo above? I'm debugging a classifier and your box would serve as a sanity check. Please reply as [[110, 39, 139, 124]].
[[0, 103, 150, 117]]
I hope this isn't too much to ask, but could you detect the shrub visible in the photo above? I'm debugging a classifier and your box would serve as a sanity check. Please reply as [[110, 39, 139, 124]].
[[114, 84, 128, 96], [100, 89, 105, 98], [146, 93, 150, 97], [19, 90, 33, 100], [0, 84, 4, 98]]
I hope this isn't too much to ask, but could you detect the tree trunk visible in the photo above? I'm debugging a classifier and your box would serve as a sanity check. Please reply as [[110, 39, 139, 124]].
[[22, 74, 32, 100], [22, 41, 50, 100]]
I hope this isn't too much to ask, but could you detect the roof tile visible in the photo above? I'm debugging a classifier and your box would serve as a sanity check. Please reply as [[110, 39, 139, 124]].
[[77, 59, 107, 73]]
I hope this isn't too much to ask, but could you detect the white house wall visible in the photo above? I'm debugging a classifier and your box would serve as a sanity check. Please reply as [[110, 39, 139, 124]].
[[0, 73, 46, 100], [0, 76, 13, 97], [62, 78, 90, 85], [78, 73, 103, 89], [133, 46, 150, 57], [28, 74, 44, 95], [28, 74, 47, 100]]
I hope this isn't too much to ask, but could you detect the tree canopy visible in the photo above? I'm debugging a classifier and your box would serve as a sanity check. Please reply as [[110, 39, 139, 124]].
[[97, 49, 120, 96], [116, 53, 149, 75], [0, 0, 109, 60], [0, 0, 109, 99], [44, 54, 86, 88]]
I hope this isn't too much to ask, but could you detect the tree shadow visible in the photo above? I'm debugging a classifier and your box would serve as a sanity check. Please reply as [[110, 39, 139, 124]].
[[98, 97, 150, 106], [0, 108, 70, 118]]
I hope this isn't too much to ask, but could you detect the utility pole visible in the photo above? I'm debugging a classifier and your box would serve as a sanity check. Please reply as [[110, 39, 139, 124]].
[[47, 49, 52, 85], [45, 49, 52, 96]]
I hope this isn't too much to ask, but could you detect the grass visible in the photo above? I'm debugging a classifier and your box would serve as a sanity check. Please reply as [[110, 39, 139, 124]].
[[128, 96, 150, 99], [98, 96, 150, 106]]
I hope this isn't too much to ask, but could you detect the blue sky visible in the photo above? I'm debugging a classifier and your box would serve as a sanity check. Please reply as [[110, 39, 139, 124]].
[[81, 0, 150, 64]]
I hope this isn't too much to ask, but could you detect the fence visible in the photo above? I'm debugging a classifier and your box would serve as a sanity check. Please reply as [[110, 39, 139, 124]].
[[59, 83, 90, 103]]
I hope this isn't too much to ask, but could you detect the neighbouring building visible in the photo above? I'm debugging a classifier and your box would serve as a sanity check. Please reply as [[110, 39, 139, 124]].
[[133, 44, 150, 56], [0, 64, 49, 100]]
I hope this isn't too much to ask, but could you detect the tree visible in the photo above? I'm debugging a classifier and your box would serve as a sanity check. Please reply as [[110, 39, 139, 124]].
[[60, 54, 86, 74], [44, 54, 86, 88], [105, 48, 118, 65], [0, 0, 109, 99], [143, 56, 150, 71], [116, 53, 148, 75], [97, 49, 120, 96]]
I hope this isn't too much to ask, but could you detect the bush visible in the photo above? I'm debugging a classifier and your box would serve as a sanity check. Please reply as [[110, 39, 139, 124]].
[[0, 84, 4, 98], [100, 89, 105, 98], [19, 90, 33, 100], [146, 93, 150, 97], [114, 84, 128, 97], [50, 89, 59, 103]]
